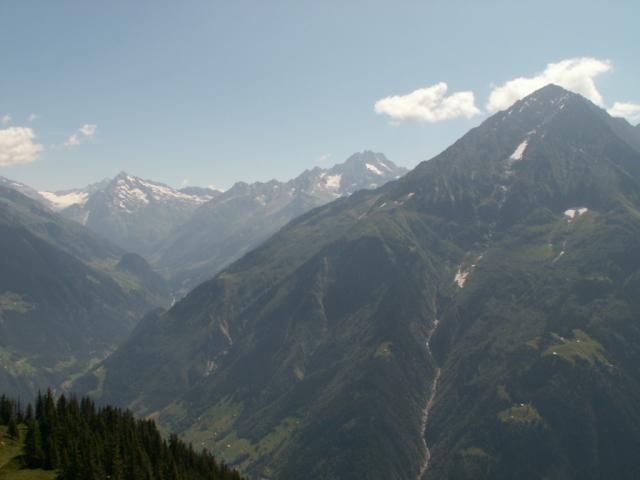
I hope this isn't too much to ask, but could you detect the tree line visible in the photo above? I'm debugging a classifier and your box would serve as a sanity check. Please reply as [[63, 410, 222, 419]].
[[0, 391, 245, 480]]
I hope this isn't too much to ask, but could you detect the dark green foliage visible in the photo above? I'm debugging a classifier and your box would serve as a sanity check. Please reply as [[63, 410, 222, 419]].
[[25, 419, 45, 468], [1, 390, 244, 480], [7, 415, 19, 439]]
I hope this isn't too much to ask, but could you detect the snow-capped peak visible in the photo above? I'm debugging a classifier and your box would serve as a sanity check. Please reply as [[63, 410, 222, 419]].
[[107, 173, 213, 213]]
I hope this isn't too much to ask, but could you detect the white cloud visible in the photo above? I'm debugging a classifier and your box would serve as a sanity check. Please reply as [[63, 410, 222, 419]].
[[487, 57, 611, 112], [27, 113, 40, 122], [64, 134, 81, 147], [179, 179, 189, 188], [0, 127, 44, 166], [65, 123, 97, 148], [79, 124, 97, 137], [375, 82, 480, 123], [608, 102, 640, 125], [1, 115, 11, 126]]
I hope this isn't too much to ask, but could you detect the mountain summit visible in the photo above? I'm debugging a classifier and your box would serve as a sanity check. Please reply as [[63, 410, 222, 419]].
[[79, 86, 640, 480], [45, 173, 217, 254]]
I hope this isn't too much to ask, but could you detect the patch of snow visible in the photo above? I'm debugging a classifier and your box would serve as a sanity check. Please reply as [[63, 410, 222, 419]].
[[204, 360, 216, 376], [564, 207, 589, 220], [366, 163, 384, 175], [325, 174, 342, 189], [454, 268, 470, 288], [39, 191, 89, 210], [117, 176, 208, 205], [129, 188, 149, 203], [395, 192, 415, 206], [378, 160, 393, 172], [552, 251, 565, 264], [509, 140, 529, 162]]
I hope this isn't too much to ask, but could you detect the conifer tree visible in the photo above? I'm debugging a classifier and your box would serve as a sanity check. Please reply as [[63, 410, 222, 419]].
[[24, 419, 45, 468], [7, 416, 19, 439]]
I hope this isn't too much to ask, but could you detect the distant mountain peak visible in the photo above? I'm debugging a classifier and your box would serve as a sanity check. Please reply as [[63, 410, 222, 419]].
[[338, 150, 397, 176], [107, 173, 213, 206], [38, 172, 222, 253]]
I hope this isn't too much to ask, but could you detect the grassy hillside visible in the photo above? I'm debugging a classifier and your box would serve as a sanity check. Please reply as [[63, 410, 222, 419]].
[[0, 426, 56, 480]]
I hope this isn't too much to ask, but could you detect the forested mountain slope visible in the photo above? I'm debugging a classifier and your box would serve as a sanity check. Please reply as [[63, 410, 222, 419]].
[[80, 85, 640, 479]]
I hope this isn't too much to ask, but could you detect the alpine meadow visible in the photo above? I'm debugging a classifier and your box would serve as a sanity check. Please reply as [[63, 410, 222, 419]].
[[1, 2, 639, 479]]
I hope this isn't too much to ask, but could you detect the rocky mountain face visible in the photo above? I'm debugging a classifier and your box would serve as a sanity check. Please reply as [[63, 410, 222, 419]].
[[154, 151, 407, 293], [78, 85, 640, 479], [0, 185, 168, 400], [44, 173, 219, 255]]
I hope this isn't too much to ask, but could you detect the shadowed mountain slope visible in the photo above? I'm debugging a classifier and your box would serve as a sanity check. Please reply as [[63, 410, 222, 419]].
[[0, 186, 168, 399]]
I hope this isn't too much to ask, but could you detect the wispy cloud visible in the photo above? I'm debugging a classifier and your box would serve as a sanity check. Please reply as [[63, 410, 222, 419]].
[[64, 134, 81, 147], [374, 82, 480, 123], [318, 153, 332, 164], [487, 57, 611, 112], [79, 124, 96, 137], [608, 102, 640, 125], [1, 114, 11, 126], [0, 127, 44, 166], [27, 113, 40, 122], [65, 123, 97, 148]]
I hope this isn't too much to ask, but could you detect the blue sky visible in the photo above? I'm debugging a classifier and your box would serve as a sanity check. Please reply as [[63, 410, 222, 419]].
[[1, 0, 638, 191]]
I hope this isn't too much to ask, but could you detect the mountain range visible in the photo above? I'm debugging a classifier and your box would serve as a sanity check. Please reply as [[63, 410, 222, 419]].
[[154, 151, 407, 292], [75, 85, 640, 479], [8, 152, 406, 293]]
